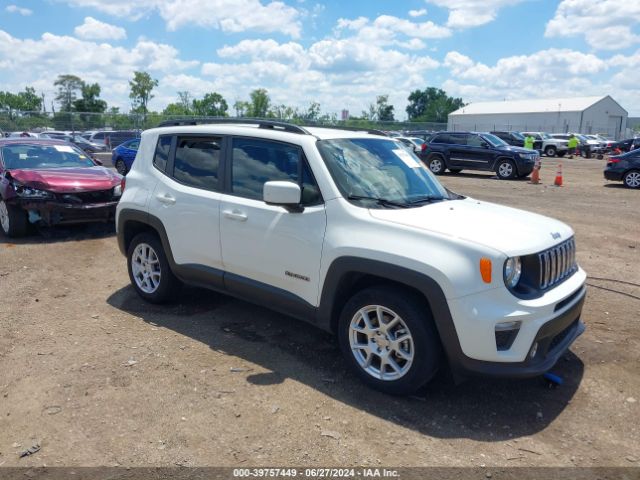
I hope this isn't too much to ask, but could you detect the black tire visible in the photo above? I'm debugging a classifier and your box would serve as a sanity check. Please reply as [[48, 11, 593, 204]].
[[496, 158, 517, 180], [448, 168, 463, 174], [544, 146, 557, 157], [115, 158, 128, 176], [426, 155, 445, 175], [623, 170, 640, 189], [337, 286, 441, 395], [0, 199, 28, 238], [557, 151, 566, 158], [127, 232, 182, 303]]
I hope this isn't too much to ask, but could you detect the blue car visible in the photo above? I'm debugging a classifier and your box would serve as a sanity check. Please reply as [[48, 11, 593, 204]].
[[112, 138, 140, 175]]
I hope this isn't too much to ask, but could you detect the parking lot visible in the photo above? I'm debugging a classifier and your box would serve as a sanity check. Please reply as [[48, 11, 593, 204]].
[[0, 156, 638, 468]]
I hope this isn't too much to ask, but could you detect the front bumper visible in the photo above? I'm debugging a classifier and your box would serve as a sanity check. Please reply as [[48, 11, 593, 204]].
[[11, 198, 118, 226], [444, 268, 587, 379]]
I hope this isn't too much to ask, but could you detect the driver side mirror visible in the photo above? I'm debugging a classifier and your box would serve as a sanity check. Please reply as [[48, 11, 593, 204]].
[[263, 181, 302, 211]]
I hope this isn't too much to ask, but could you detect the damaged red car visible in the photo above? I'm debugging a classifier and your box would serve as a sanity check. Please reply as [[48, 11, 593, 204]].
[[0, 138, 123, 237]]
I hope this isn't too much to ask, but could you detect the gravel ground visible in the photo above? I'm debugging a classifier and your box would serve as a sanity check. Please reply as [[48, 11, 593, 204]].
[[0, 156, 638, 469]]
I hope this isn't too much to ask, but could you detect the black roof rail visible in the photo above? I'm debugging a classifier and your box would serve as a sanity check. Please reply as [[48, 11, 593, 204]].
[[304, 124, 389, 137], [156, 117, 310, 135]]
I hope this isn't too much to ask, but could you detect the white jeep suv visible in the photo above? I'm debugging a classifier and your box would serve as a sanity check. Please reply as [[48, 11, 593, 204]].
[[116, 120, 586, 395]]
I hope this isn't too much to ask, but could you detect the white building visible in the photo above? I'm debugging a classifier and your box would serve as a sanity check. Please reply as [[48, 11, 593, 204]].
[[448, 96, 628, 139]]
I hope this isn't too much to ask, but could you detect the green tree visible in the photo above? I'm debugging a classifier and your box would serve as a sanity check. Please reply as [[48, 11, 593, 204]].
[[406, 87, 465, 122], [270, 104, 299, 120], [73, 83, 107, 113], [54, 74, 84, 112], [233, 100, 250, 117], [192, 92, 228, 116], [177, 91, 192, 114], [246, 89, 270, 118], [163, 103, 190, 116], [129, 71, 158, 119], [376, 95, 395, 121]]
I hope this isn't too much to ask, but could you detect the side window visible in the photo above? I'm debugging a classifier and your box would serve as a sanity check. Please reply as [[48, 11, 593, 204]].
[[129, 140, 140, 150], [466, 134, 484, 147], [449, 134, 467, 145], [173, 136, 221, 191], [94, 132, 105, 140], [231, 138, 321, 205], [153, 136, 172, 172]]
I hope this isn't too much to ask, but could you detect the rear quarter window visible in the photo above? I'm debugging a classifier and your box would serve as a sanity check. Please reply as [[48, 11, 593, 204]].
[[153, 136, 172, 172]]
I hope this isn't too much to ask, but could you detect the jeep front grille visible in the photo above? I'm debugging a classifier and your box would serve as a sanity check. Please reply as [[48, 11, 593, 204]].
[[538, 238, 577, 290]]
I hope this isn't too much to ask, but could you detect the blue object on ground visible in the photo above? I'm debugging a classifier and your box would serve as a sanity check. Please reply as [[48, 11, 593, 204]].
[[543, 372, 563, 385]]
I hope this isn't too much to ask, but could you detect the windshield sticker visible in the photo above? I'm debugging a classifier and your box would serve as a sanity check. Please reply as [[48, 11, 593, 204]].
[[19, 153, 27, 160], [393, 149, 421, 168], [79, 155, 87, 159], [54, 145, 74, 153]]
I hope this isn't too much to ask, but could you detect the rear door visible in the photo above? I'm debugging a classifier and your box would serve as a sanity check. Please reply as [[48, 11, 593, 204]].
[[150, 135, 224, 281], [445, 133, 472, 168]]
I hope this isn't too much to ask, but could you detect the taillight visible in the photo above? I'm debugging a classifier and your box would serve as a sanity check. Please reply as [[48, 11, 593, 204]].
[[421, 143, 427, 152], [609, 157, 621, 163]]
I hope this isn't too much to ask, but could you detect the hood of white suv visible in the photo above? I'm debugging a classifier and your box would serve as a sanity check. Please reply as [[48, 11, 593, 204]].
[[368, 198, 573, 256]]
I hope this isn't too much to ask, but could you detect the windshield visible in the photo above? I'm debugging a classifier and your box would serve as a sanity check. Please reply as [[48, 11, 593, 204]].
[[409, 138, 425, 146], [481, 133, 508, 147], [317, 138, 450, 207], [1, 143, 96, 170]]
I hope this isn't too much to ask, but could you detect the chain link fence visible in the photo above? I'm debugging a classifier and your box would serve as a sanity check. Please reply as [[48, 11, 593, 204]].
[[449, 122, 629, 139], [0, 110, 447, 136]]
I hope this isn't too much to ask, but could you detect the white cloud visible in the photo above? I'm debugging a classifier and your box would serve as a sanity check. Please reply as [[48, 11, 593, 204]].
[[442, 48, 612, 105], [60, 0, 302, 37], [5, 4, 32, 15], [545, 0, 640, 50], [426, 0, 527, 28], [74, 17, 127, 40], [0, 30, 198, 110], [409, 8, 427, 17]]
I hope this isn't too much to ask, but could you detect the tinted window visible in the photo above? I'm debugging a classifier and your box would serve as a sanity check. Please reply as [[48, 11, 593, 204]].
[[127, 140, 140, 150], [153, 136, 172, 172], [431, 134, 449, 144], [448, 134, 466, 145], [231, 138, 320, 204], [466, 134, 485, 147], [93, 132, 105, 140], [173, 136, 221, 191]]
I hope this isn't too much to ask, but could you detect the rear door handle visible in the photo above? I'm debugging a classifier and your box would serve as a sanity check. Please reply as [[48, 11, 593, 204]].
[[156, 193, 176, 205], [223, 209, 248, 221]]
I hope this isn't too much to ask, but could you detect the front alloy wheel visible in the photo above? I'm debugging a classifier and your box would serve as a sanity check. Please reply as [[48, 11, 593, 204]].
[[496, 159, 516, 179], [0, 199, 28, 237], [623, 170, 640, 189], [338, 286, 441, 395], [349, 305, 414, 381]]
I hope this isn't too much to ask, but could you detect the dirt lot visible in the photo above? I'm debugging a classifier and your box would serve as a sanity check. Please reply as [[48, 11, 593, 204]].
[[0, 156, 638, 469]]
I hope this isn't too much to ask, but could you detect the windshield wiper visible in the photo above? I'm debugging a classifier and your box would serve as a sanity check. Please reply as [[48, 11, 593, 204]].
[[347, 195, 410, 208], [406, 195, 446, 205]]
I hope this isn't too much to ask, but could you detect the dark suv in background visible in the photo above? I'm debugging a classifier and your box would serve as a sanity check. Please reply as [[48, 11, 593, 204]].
[[491, 131, 542, 151], [423, 132, 538, 179]]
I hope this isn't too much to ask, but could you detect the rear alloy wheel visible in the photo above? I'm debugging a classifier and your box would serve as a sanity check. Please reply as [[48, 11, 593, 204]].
[[496, 159, 517, 180], [115, 159, 127, 175], [427, 156, 445, 175], [127, 232, 182, 303], [545, 146, 557, 157], [623, 170, 640, 189], [0, 199, 28, 238], [338, 286, 441, 395]]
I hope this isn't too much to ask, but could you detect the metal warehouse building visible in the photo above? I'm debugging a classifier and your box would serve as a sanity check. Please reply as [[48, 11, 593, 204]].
[[447, 96, 628, 139]]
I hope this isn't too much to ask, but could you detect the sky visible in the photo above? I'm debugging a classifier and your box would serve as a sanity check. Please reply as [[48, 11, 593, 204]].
[[1, 0, 639, 119]]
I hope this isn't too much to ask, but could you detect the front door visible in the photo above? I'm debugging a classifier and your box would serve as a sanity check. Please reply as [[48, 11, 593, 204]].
[[219, 137, 326, 308]]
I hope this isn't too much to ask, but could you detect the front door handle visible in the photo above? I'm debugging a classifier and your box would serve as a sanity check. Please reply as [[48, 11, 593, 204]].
[[156, 193, 176, 205], [223, 209, 248, 221]]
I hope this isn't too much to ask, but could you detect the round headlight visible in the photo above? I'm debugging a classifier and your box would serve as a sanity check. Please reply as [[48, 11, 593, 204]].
[[504, 257, 522, 289]]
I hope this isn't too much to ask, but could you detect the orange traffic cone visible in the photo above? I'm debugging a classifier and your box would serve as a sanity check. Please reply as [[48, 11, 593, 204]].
[[554, 163, 563, 187], [530, 158, 541, 184]]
